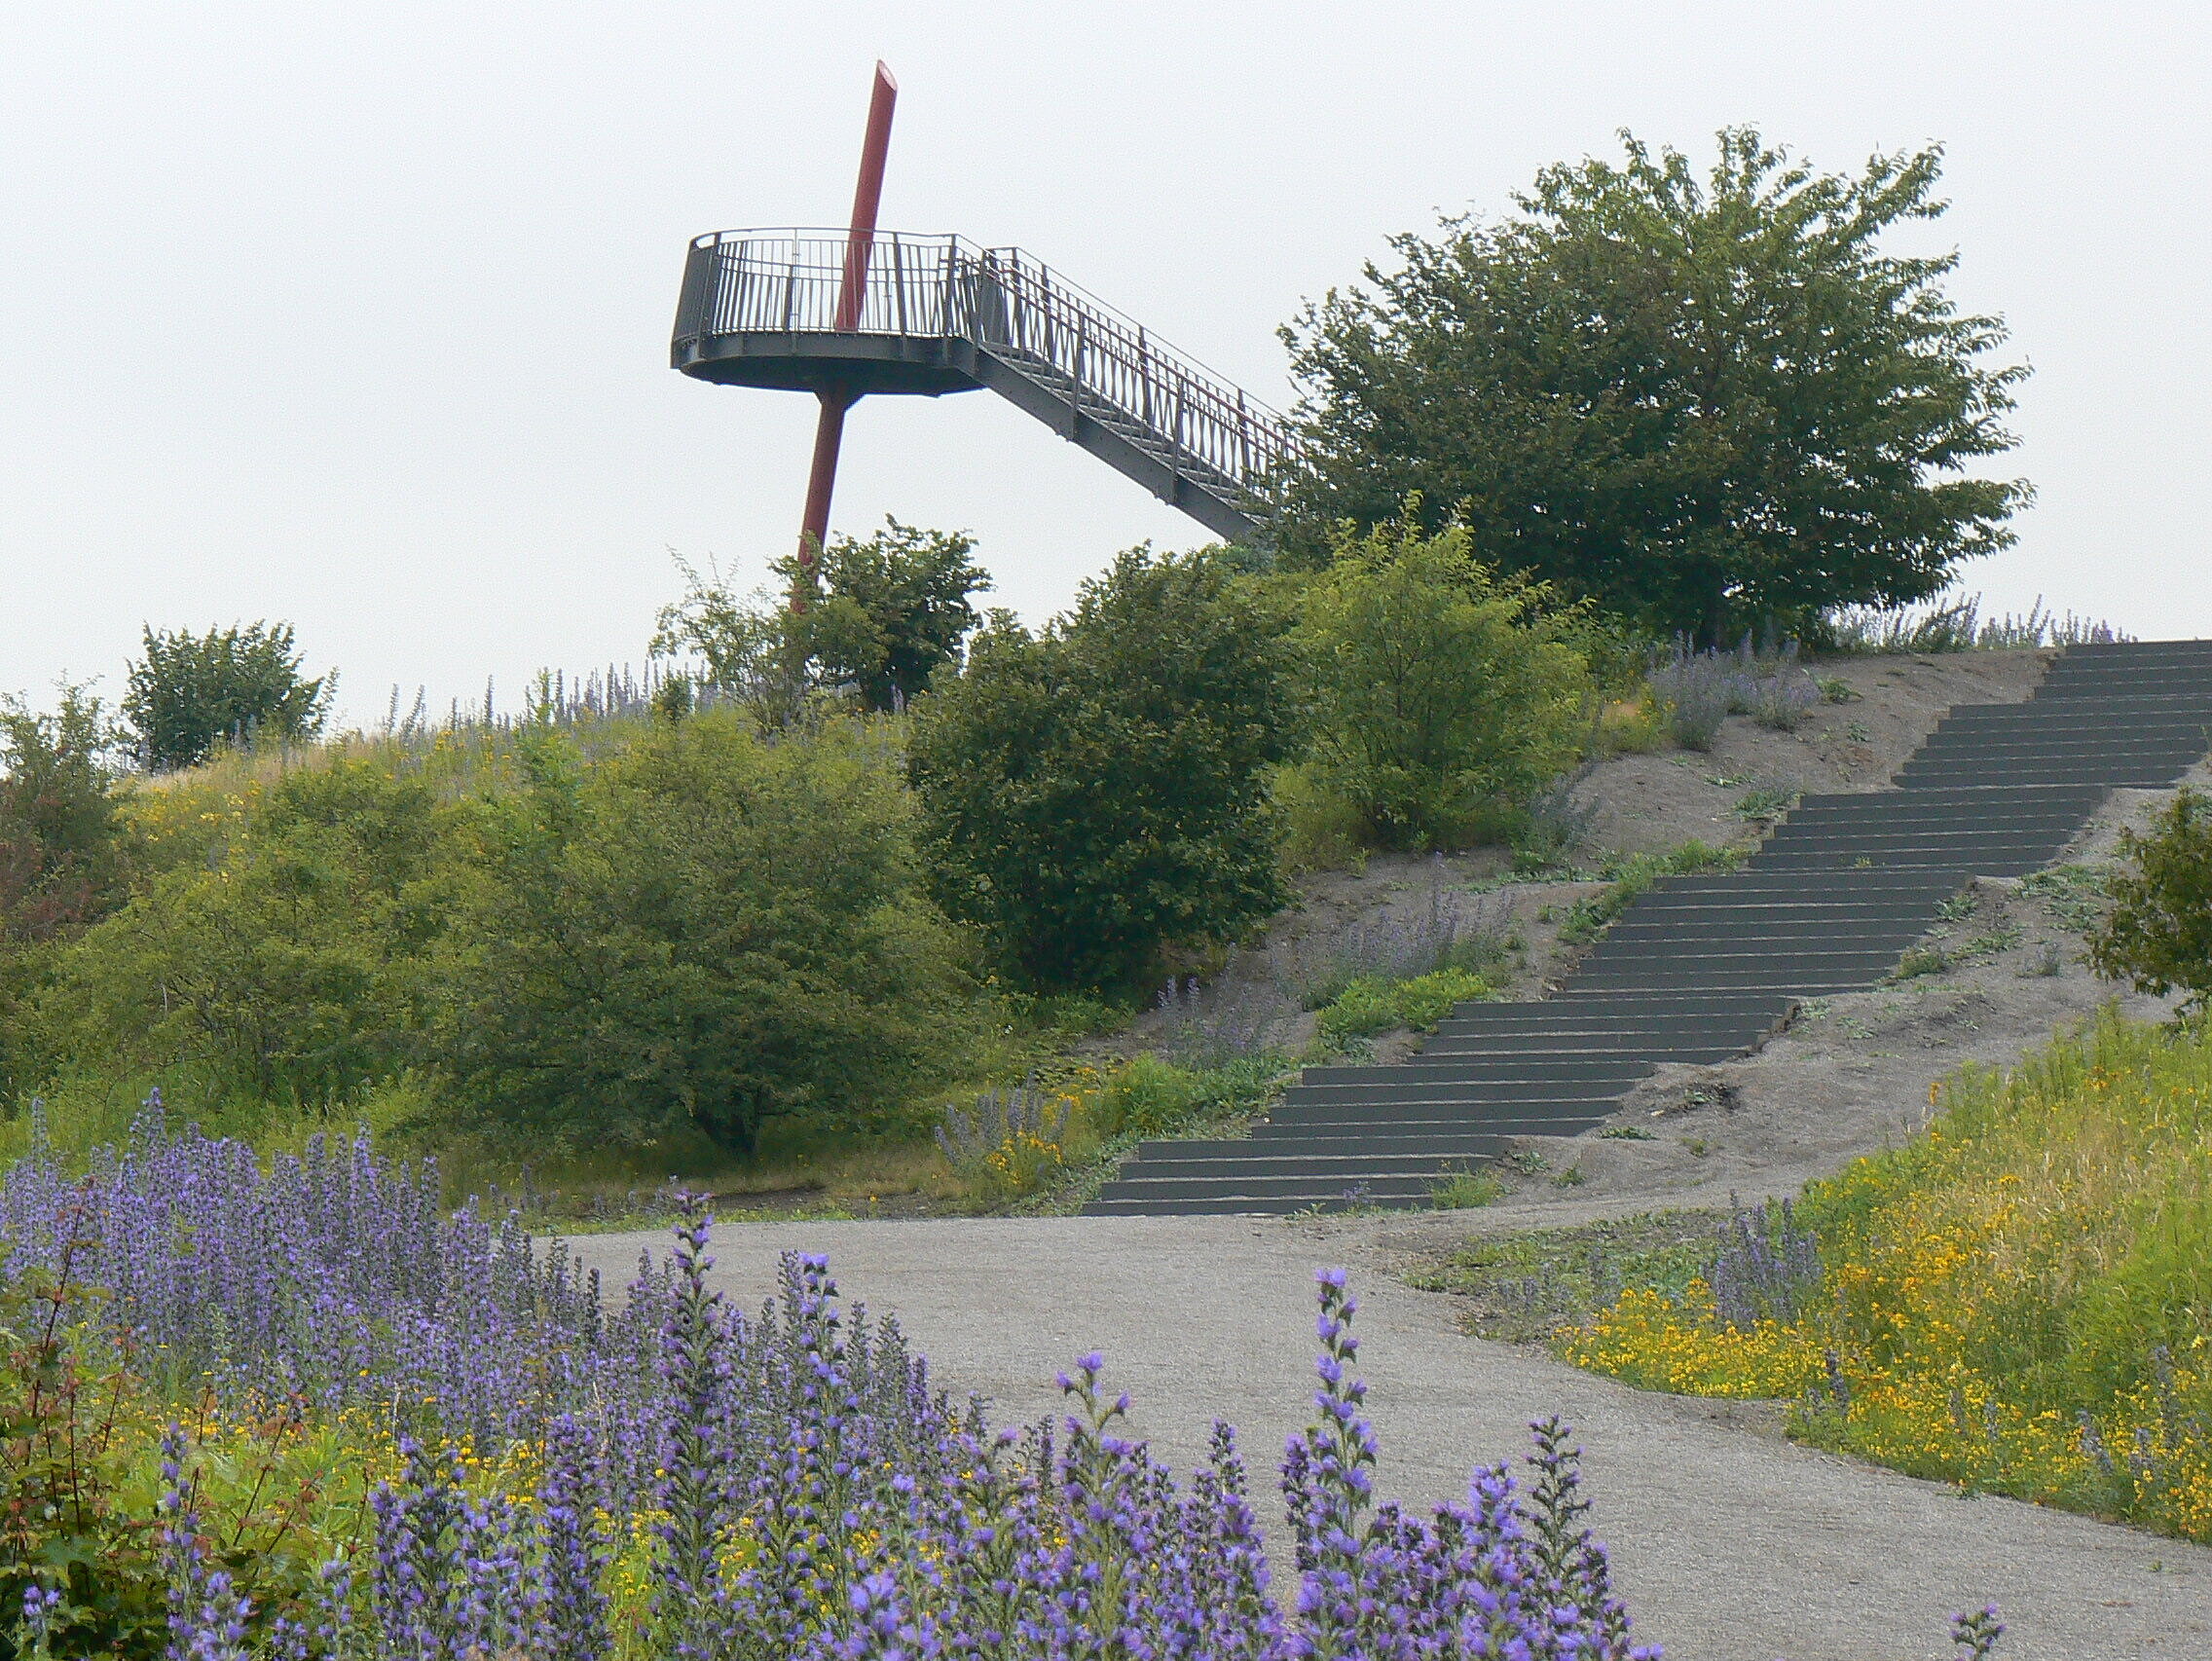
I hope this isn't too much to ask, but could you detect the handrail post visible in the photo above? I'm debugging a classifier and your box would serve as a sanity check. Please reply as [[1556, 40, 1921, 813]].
[[893, 234, 908, 336], [1071, 314, 1087, 435], [1139, 328, 1153, 429]]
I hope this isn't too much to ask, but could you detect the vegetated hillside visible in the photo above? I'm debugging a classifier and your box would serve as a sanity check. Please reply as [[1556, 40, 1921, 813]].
[[1363, 748, 2194, 1229], [1120, 647, 2056, 1058]]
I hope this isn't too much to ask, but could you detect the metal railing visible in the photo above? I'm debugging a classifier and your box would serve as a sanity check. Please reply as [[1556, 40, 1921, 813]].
[[676, 229, 1303, 497]]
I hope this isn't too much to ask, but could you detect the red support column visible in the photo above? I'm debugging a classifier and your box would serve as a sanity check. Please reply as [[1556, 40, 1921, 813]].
[[797, 389, 854, 578], [793, 62, 899, 603]]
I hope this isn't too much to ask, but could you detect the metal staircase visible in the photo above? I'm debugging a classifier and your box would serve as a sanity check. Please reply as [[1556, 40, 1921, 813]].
[[1084, 640, 2212, 1216], [672, 230, 1300, 541]]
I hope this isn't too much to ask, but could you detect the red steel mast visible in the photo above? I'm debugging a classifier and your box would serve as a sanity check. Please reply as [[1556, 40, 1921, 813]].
[[794, 61, 899, 596]]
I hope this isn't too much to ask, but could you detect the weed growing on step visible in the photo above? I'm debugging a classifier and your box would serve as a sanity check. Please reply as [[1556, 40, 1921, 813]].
[[1428, 1163, 1505, 1209], [1558, 841, 1741, 945]]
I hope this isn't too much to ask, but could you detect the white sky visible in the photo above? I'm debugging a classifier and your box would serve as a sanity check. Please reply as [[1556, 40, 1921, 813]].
[[4, 3, 2207, 724]]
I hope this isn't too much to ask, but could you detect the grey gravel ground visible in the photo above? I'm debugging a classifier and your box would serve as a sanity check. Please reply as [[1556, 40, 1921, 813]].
[[570, 1213, 2212, 1661]]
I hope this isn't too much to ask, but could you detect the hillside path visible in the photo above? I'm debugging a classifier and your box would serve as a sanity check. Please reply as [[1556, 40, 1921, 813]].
[[569, 1214, 2211, 1661]]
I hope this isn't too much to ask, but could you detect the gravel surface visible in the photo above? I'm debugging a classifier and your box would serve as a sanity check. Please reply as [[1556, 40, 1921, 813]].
[[570, 1213, 2211, 1661]]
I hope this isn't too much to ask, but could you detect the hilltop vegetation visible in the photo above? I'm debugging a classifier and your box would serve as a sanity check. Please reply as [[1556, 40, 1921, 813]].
[[0, 521, 1628, 1187]]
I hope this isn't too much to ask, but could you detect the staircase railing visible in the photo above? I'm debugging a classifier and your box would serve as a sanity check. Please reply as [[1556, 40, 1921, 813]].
[[675, 229, 1303, 498]]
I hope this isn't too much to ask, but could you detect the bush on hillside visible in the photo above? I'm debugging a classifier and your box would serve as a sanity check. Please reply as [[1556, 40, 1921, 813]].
[[909, 547, 1298, 991], [39, 761, 452, 1113], [652, 520, 992, 714], [0, 685, 134, 1108], [437, 713, 973, 1156], [2088, 787, 2212, 1010], [123, 621, 333, 771], [0, 687, 130, 946], [1295, 521, 1592, 851]]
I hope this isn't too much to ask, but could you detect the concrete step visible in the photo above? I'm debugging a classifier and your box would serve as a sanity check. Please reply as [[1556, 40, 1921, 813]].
[[1089, 1171, 1445, 1203], [1567, 947, 1910, 973], [1751, 828, 2082, 854], [1895, 766, 2191, 789], [1936, 700, 2212, 723], [1268, 1097, 1623, 1129], [1085, 1193, 1430, 1216], [1124, 1150, 1503, 1176], [1299, 1055, 1657, 1085], [1276, 1078, 1632, 1109], [1567, 972, 1897, 994], [1136, 1132, 1507, 1162], [2037, 670, 2212, 691]]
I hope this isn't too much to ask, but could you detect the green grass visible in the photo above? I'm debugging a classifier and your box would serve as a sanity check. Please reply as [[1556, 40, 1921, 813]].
[[1428, 1164, 1505, 1209], [1558, 840, 1741, 945], [1406, 1211, 1725, 1343], [1313, 967, 1496, 1049]]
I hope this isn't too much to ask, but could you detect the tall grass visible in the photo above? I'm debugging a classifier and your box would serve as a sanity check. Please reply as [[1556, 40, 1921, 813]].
[[1562, 1006, 2212, 1541], [1814, 592, 2130, 653]]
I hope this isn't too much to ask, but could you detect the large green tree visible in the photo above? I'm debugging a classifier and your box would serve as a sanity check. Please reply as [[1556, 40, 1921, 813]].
[[909, 548, 1297, 991], [1284, 129, 2030, 642]]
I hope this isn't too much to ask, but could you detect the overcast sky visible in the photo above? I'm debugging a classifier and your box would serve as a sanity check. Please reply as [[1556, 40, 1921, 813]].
[[5, 3, 2207, 724]]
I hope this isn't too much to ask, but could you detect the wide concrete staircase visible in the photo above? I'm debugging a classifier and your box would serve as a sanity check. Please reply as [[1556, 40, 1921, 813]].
[[1084, 640, 2212, 1216]]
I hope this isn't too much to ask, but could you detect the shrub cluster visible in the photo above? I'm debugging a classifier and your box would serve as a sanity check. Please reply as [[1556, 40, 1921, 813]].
[[4, 512, 1825, 1170], [20, 713, 971, 1162]]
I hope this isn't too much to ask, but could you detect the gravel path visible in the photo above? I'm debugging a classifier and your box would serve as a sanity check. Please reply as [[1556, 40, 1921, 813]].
[[569, 1213, 2210, 1661]]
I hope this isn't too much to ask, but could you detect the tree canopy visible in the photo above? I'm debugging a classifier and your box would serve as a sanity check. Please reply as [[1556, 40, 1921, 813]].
[[909, 547, 1297, 991], [1283, 129, 2030, 642]]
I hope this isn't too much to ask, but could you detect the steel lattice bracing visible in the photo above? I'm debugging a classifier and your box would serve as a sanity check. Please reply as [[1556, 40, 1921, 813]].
[[672, 229, 1301, 541]]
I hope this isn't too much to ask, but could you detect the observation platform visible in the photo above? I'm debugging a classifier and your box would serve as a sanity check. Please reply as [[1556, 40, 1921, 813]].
[[671, 230, 1300, 541]]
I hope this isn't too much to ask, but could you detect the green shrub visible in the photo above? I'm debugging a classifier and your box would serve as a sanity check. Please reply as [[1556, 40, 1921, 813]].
[[0, 687, 134, 1105], [1273, 759, 1372, 875], [1294, 521, 1592, 852], [910, 547, 1297, 991], [436, 713, 973, 1158], [37, 761, 451, 1116], [1089, 1052, 1278, 1139], [653, 523, 992, 714], [1557, 841, 1739, 944], [2089, 788, 2212, 1009], [1315, 966, 1494, 1049], [123, 621, 331, 771]]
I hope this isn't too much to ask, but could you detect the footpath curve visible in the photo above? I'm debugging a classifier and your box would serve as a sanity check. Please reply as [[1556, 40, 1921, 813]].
[[571, 1215, 2211, 1661]]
